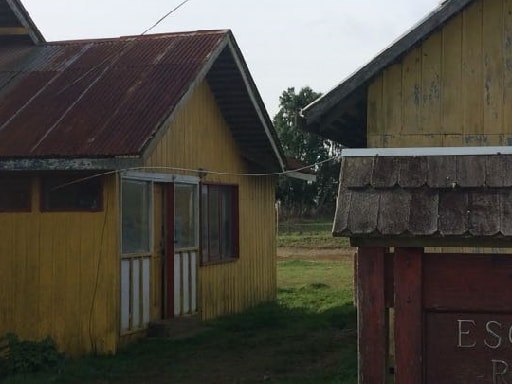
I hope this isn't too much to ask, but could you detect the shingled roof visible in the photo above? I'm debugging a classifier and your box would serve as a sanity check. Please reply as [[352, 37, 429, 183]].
[[335, 153, 512, 247], [300, 0, 474, 146], [0, 30, 285, 172]]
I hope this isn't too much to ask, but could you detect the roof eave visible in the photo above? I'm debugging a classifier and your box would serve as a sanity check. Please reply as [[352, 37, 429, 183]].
[[301, 0, 474, 134], [0, 156, 143, 171], [6, 0, 46, 45], [224, 32, 286, 171]]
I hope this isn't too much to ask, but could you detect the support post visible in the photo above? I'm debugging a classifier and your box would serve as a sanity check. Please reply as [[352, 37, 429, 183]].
[[357, 247, 387, 384], [394, 247, 423, 384]]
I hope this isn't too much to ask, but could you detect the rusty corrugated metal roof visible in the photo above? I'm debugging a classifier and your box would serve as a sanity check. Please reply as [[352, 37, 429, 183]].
[[0, 29, 285, 172], [335, 155, 512, 247], [0, 31, 226, 158]]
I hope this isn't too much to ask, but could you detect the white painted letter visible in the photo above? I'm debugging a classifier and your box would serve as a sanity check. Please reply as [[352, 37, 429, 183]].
[[485, 321, 503, 349], [458, 319, 476, 348], [492, 360, 509, 384]]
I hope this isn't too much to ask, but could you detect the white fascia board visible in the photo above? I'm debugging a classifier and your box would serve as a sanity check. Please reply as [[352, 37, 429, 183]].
[[122, 171, 199, 184], [342, 146, 512, 157], [285, 171, 317, 183]]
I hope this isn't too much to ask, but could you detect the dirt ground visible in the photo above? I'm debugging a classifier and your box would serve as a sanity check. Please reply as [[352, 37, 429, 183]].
[[277, 246, 356, 261]]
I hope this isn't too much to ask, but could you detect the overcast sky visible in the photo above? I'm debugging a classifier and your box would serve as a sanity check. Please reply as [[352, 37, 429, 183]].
[[22, 0, 441, 117]]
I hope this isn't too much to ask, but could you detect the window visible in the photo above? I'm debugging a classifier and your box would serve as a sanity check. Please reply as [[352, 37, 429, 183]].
[[174, 183, 198, 249], [42, 174, 102, 211], [201, 184, 238, 264], [122, 179, 152, 254], [0, 175, 31, 212]]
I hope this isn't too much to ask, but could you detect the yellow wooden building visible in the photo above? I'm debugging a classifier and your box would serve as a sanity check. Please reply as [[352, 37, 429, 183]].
[[303, 0, 512, 150], [0, 1, 286, 355], [302, 1, 512, 382]]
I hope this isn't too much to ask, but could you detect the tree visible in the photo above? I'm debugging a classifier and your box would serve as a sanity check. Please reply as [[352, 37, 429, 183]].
[[273, 87, 341, 219]]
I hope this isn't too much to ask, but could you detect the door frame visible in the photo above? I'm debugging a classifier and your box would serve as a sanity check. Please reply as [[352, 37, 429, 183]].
[[119, 171, 199, 326]]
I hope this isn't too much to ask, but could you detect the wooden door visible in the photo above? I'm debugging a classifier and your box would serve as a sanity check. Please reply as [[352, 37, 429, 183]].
[[164, 183, 198, 319]]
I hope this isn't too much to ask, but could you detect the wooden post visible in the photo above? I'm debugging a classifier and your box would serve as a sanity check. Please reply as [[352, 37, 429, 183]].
[[394, 247, 423, 384], [357, 247, 387, 384]]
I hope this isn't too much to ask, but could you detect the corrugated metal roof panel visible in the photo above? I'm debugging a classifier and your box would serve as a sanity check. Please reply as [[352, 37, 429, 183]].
[[0, 31, 226, 158]]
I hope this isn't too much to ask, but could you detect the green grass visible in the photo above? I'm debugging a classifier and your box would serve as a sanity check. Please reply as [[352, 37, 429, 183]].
[[3, 240, 357, 383], [278, 220, 349, 248]]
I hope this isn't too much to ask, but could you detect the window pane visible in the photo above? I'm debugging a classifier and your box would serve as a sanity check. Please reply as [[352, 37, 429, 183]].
[[122, 180, 151, 254], [42, 174, 101, 211], [174, 183, 197, 249], [0, 175, 31, 212], [208, 187, 221, 261], [201, 184, 238, 264], [201, 185, 209, 264], [220, 189, 233, 259]]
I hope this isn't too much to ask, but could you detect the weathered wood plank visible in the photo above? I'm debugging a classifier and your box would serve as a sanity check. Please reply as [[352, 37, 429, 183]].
[[438, 190, 468, 235], [401, 48, 422, 138], [348, 190, 380, 234], [394, 248, 423, 384], [468, 190, 501, 236], [340, 156, 374, 188], [441, 13, 463, 136], [456, 156, 486, 187], [357, 247, 387, 384], [372, 157, 399, 188], [482, 0, 504, 137], [398, 157, 428, 187], [367, 75, 384, 146], [424, 252, 512, 311], [408, 188, 439, 235], [462, 0, 484, 137], [421, 31, 442, 138], [427, 156, 457, 188], [377, 189, 410, 235], [383, 64, 403, 137], [504, 0, 512, 139]]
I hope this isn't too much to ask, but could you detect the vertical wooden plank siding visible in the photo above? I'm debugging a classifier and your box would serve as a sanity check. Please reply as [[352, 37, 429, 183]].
[[400, 48, 422, 147], [367, 75, 384, 148], [394, 248, 423, 384], [483, 0, 504, 142], [441, 13, 463, 144], [356, 247, 387, 384], [367, 0, 512, 147], [145, 80, 277, 320], [0, 175, 119, 355]]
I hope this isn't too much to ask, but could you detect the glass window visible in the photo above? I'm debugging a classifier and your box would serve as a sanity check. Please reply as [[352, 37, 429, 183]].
[[174, 183, 197, 249], [0, 175, 31, 212], [122, 179, 151, 254], [201, 184, 238, 264], [42, 174, 102, 211]]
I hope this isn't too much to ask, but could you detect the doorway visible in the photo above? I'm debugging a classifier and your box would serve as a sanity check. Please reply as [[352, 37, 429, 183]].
[[164, 182, 199, 318]]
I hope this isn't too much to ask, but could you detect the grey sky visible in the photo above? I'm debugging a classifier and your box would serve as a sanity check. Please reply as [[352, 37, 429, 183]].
[[22, 0, 440, 117]]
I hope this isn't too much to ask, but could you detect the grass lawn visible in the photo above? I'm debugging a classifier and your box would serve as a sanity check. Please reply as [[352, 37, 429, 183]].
[[3, 225, 357, 384], [278, 220, 350, 248]]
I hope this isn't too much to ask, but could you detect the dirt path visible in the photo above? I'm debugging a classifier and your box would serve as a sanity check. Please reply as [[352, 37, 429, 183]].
[[277, 246, 356, 261]]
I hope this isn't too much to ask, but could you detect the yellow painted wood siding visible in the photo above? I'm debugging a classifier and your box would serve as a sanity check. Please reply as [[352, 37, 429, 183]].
[[367, 0, 512, 147], [146, 81, 277, 320], [0, 175, 119, 355]]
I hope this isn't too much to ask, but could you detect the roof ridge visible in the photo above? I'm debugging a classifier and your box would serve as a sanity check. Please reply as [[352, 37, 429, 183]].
[[44, 30, 230, 46]]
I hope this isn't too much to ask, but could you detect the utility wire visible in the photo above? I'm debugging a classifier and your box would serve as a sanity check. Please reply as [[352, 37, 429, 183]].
[[141, 0, 193, 35]]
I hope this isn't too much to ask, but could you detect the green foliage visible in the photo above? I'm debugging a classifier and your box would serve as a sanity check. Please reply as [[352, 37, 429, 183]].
[[274, 87, 341, 218], [0, 333, 64, 376]]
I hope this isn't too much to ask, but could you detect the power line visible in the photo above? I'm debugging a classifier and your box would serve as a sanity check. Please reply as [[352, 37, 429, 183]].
[[141, 0, 193, 36]]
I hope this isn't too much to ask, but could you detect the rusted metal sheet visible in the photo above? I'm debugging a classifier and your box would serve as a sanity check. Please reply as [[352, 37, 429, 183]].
[[0, 31, 226, 158]]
